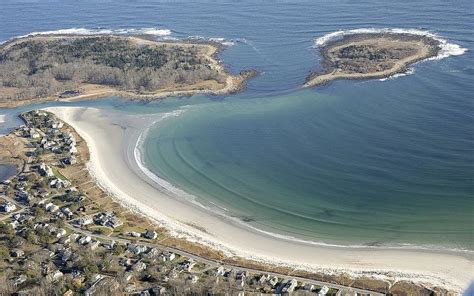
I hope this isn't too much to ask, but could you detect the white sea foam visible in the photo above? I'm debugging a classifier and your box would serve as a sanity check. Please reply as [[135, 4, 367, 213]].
[[379, 67, 415, 81], [46, 106, 471, 293], [314, 28, 467, 61], [2, 28, 248, 50], [129, 119, 472, 291], [27, 27, 171, 37], [132, 110, 241, 221], [433, 41, 467, 60], [208, 37, 234, 46], [189, 35, 238, 47], [1, 27, 172, 44], [314, 28, 467, 83], [131, 108, 474, 255], [133, 108, 203, 206]]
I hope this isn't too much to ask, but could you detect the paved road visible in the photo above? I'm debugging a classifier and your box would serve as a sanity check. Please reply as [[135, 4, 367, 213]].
[[3, 117, 386, 295], [2, 162, 383, 295], [64, 223, 384, 295], [2, 190, 383, 294]]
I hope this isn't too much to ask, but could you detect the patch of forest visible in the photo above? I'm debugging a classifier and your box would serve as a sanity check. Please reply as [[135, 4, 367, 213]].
[[0, 36, 226, 102]]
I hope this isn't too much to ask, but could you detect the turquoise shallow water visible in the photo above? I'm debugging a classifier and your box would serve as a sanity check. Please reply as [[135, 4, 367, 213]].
[[143, 86, 473, 249], [0, 0, 473, 249]]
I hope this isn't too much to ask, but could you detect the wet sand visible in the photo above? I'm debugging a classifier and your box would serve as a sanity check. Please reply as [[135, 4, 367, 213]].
[[46, 106, 474, 292]]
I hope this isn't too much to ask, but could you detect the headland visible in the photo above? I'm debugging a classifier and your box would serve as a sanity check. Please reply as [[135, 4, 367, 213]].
[[0, 34, 256, 108]]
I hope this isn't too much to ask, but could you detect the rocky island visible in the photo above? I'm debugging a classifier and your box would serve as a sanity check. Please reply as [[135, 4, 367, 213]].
[[0, 35, 256, 108], [304, 33, 441, 87]]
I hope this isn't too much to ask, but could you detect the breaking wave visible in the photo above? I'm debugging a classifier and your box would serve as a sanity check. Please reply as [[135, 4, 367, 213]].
[[130, 108, 474, 254], [314, 28, 467, 61], [188, 35, 250, 47], [379, 68, 415, 81], [133, 108, 207, 208], [1, 27, 172, 44], [208, 37, 235, 47]]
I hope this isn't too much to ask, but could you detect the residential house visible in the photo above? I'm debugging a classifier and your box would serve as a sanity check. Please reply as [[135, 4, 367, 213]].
[[0, 201, 16, 213], [144, 230, 158, 240]]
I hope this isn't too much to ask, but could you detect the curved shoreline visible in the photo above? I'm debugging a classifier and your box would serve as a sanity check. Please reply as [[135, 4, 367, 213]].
[[0, 33, 257, 109], [304, 28, 467, 88], [45, 105, 474, 292], [132, 112, 472, 253]]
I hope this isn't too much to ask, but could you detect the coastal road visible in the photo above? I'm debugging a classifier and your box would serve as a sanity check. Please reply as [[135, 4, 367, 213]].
[[1, 152, 382, 295], [64, 222, 384, 295]]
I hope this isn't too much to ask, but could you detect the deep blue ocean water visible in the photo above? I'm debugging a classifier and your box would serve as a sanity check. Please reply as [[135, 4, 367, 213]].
[[1, 0, 473, 249]]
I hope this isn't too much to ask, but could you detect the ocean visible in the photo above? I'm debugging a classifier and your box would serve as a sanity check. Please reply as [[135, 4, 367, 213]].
[[0, 0, 472, 250]]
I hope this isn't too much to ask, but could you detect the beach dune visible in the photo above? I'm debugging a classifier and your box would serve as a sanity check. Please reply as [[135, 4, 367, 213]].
[[45, 106, 474, 292]]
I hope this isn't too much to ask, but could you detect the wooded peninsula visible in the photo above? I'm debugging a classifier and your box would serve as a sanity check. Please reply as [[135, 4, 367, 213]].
[[0, 35, 256, 108]]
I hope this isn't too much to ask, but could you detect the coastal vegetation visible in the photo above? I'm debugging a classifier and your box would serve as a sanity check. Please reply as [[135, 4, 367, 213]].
[[0, 35, 254, 107], [304, 33, 441, 87], [0, 110, 450, 295]]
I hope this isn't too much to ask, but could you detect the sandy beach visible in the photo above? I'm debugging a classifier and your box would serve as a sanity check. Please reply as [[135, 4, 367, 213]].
[[45, 105, 474, 292]]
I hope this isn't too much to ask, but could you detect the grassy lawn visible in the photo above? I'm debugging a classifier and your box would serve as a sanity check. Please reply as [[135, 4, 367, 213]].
[[52, 167, 67, 181], [88, 225, 113, 236]]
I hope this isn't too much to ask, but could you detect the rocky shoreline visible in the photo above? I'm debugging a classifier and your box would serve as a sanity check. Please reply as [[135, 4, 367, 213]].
[[0, 34, 257, 108], [305, 33, 442, 88]]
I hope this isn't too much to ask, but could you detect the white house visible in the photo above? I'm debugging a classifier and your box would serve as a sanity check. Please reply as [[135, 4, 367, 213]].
[[45, 202, 59, 213], [160, 251, 175, 262], [281, 279, 297, 293], [56, 228, 67, 238], [144, 230, 158, 240], [128, 231, 141, 237], [78, 216, 93, 226], [0, 202, 16, 213], [78, 236, 91, 245], [318, 285, 329, 296]]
